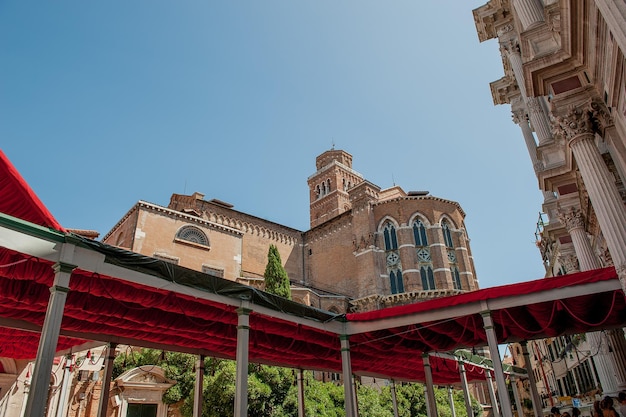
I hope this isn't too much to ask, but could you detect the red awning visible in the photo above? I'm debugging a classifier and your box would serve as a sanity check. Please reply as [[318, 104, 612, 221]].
[[0, 151, 624, 384], [0, 150, 66, 233]]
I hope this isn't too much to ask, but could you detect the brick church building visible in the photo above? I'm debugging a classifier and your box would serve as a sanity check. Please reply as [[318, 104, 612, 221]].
[[103, 148, 481, 313]]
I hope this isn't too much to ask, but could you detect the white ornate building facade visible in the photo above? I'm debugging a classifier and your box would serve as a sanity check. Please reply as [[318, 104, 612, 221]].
[[473, 0, 626, 406]]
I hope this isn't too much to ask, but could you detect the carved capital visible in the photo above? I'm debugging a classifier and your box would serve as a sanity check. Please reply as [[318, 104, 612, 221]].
[[496, 24, 514, 37], [552, 100, 611, 140], [511, 109, 527, 124], [558, 254, 580, 274], [552, 105, 593, 139], [557, 207, 585, 232], [499, 39, 520, 56]]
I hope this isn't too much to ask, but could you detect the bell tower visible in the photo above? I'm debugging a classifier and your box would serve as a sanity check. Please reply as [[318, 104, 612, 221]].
[[307, 149, 364, 228]]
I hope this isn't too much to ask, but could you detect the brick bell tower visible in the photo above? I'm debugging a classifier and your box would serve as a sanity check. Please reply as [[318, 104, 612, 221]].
[[308, 148, 364, 228]]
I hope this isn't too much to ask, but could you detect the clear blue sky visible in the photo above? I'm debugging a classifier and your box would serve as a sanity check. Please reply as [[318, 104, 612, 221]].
[[1, 1, 546, 289]]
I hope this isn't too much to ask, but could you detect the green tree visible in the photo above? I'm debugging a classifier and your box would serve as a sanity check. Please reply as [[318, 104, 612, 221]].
[[263, 244, 291, 299]]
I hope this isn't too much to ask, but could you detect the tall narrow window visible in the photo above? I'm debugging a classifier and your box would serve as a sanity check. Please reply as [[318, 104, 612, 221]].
[[452, 266, 461, 290], [382, 220, 403, 294], [420, 266, 435, 290], [383, 222, 398, 250], [442, 220, 454, 248], [390, 270, 404, 294], [412, 218, 428, 247]]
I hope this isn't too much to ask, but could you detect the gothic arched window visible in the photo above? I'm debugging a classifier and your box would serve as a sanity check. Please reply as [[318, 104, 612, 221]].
[[412, 218, 428, 247], [420, 266, 435, 290], [390, 270, 404, 294], [452, 266, 462, 290], [442, 220, 454, 248], [383, 222, 398, 251]]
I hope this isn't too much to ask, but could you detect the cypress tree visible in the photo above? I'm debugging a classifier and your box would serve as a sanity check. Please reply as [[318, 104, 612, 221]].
[[263, 244, 291, 299]]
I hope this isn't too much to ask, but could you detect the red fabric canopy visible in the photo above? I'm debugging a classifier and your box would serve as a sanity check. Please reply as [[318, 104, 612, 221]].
[[0, 150, 66, 232], [0, 151, 624, 385]]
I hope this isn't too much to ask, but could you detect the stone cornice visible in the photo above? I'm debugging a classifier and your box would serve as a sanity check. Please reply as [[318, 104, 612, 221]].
[[372, 195, 466, 218], [307, 160, 364, 182]]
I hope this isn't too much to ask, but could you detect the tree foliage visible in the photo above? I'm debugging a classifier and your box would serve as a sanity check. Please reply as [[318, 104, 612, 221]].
[[113, 351, 481, 417], [263, 244, 291, 299]]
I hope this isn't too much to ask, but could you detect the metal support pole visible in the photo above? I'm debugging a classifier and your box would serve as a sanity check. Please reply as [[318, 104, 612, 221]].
[[193, 355, 205, 417], [391, 379, 399, 417], [234, 302, 251, 417], [482, 311, 513, 417], [297, 369, 305, 417], [97, 343, 118, 417], [459, 361, 474, 417], [24, 254, 76, 417], [423, 354, 438, 417], [340, 335, 357, 417]]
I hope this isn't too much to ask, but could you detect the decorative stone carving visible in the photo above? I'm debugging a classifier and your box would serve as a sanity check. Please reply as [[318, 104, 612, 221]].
[[558, 253, 580, 273], [500, 39, 520, 55], [557, 207, 585, 232], [552, 100, 611, 140], [553, 105, 593, 139], [511, 109, 527, 124], [497, 24, 514, 37]]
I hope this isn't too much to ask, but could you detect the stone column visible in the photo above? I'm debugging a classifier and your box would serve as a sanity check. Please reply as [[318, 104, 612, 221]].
[[500, 38, 553, 144], [512, 0, 544, 30], [512, 105, 555, 202], [556, 207, 602, 270], [553, 100, 626, 291], [521, 341, 543, 417], [553, 100, 626, 394]]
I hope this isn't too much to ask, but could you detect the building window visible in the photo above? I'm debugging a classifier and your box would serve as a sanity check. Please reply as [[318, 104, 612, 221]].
[[383, 222, 398, 250], [202, 265, 224, 278], [413, 218, 428, 247], [420, 266, 435, 290], [153, 252, 179, 264], [452, 266, 461, 290], [127, 403, 158, 417], [382, 220, 403, 294], [175, 225, 209, 247], [442, 220, 454, 248], [390, 269, 404, 294]]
